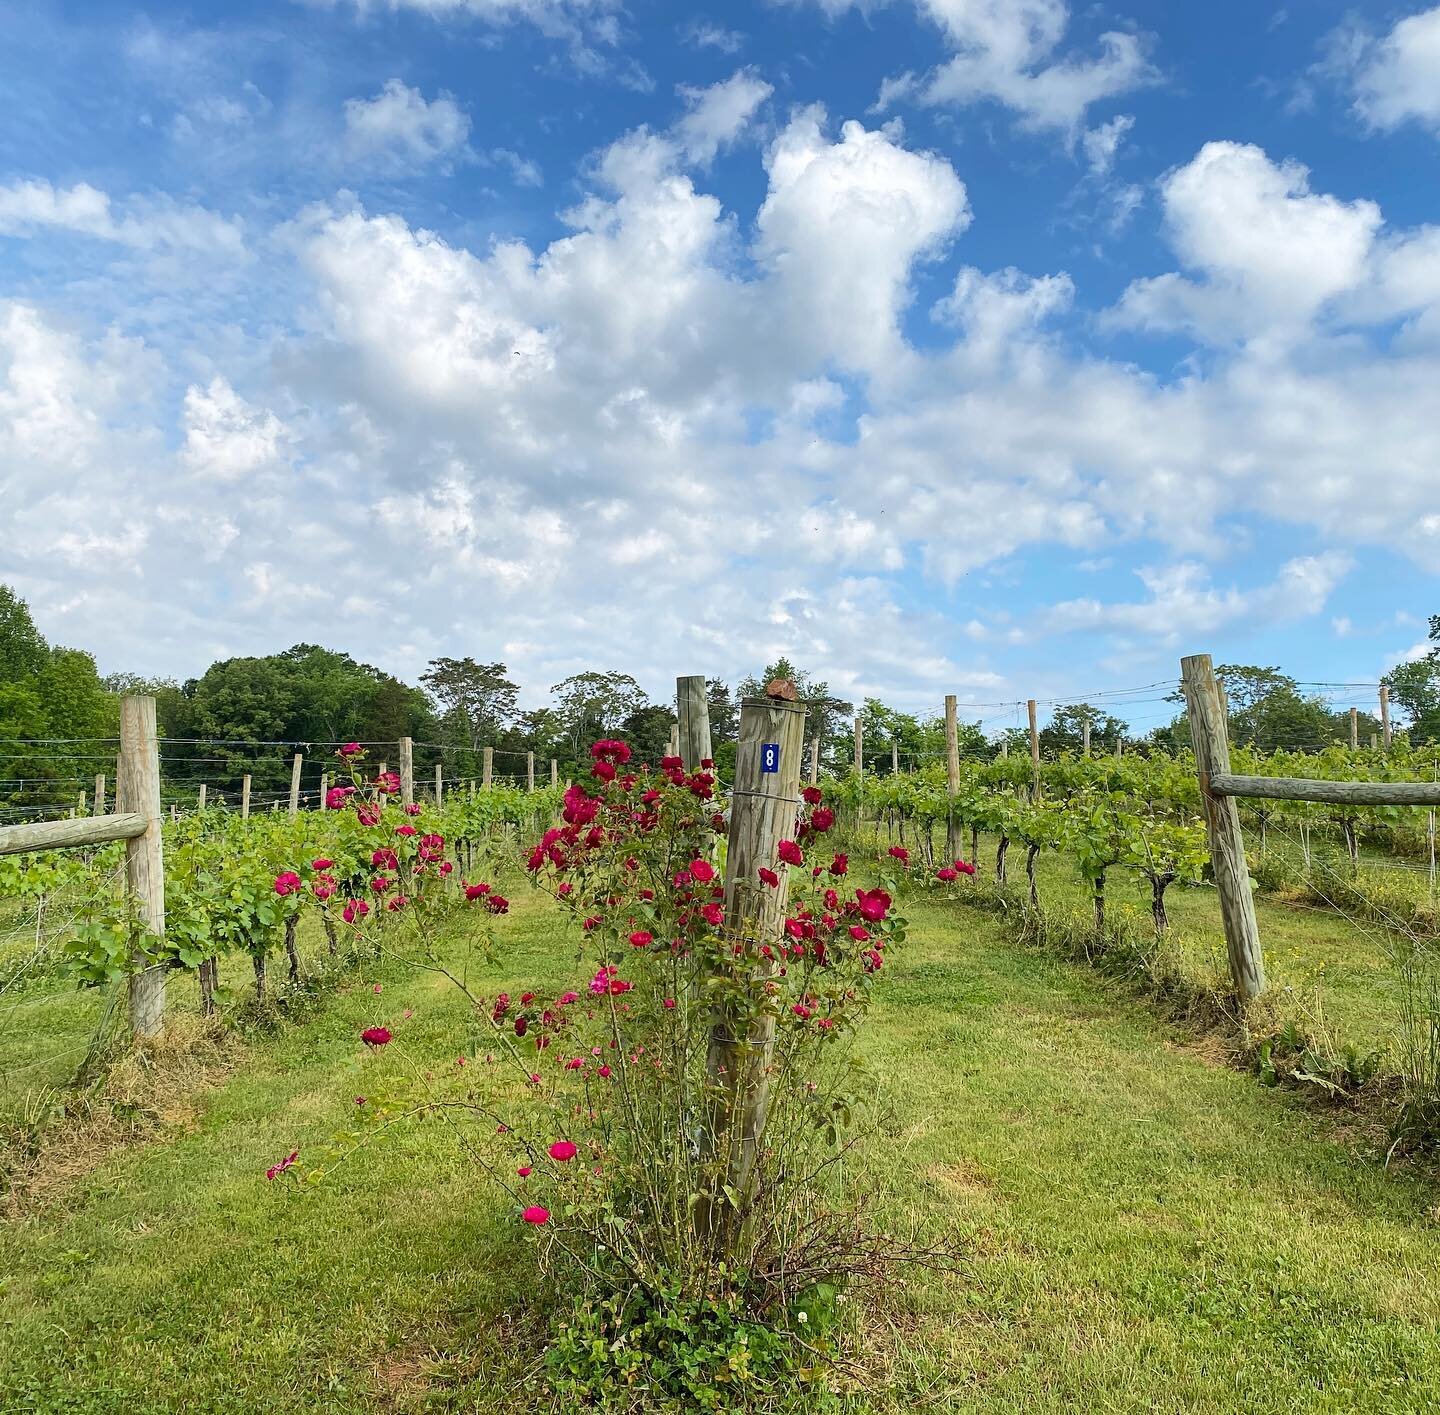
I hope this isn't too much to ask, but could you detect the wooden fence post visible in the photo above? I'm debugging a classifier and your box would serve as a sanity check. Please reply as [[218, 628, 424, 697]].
[[527, 751, 535, 793], [288, 754, 302, 820], [944, 694, 961, 862], [1370, 733, 1378, 751], [319, 771, 328, 811], [1380, 685, 1392, 749], [399, 737, 414, 806], [853, 716, 863, 777], [241, 774, 251, 820], [1082, 718, 1091, 758], [1350, 707, 1359, 750], [1028, 699, 1040, 796], [1180, 653, 1265, 1002], [118, 696, 166, 1039], [550, 758, 558, 788], [704, 685, 807, 1249], [677, 674, 712, 768], [482, 746, 493, 789], [808, 736, 820, 785], [94, 773, 106, 815], [434, 763, 443, 807], [197, 783, 206, 812], [668, 723, 680, 760]]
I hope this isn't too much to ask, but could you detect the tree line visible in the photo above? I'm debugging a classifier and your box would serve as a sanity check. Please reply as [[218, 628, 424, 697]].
[[2, 581, 1437, 809]]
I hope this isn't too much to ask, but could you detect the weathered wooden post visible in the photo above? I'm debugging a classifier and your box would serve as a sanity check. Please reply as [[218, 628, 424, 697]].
[[118, 696, 166, 1039], [526, 751, 535, 793], [399, 737, 414, 806], [1350, 707, 1359, 751], [1180, 653, 1265, 1002], [677, 674, 712, 768], [241, 774, 251, 820], [94, 774, 106, 815], [197, 783, 206, 811], [944, 694, 961, 862], [704, 681, 807, 1249], [1380, 685, 1392, 749], [808, 736, 820, 785], [482, 746, 493, 789], [890, 737, 899, 775], [1082, 718, 1091, 758], [434, 763, 443, 807], [1028, 699, 1040, 796], [853, 716, 863, 776], [550, 758, 558, 788], [1370, 733, 1379, 751], [668, 723, 680, 759], [288, 754, 302, 820]]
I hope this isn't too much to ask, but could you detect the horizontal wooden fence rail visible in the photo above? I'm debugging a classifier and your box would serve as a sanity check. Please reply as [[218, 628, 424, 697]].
[[1209, 774, 1440, 807], [0, 811, 149, 858]]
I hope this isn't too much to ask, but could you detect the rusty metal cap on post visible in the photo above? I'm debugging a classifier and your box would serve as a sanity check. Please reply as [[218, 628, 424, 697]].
[[764, 678, 799, 702]]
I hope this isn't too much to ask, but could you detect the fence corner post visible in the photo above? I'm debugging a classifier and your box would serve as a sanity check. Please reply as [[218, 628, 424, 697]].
[[1180, 653, 1265, 1002]]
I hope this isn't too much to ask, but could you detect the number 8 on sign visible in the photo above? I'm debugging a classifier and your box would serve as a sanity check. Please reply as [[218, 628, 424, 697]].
[[760, 743, 780, 774]]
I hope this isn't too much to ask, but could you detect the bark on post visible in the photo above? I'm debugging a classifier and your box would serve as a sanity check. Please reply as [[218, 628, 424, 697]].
[[1028, 699, 1040, 797], [118, 696, 166, 1040], [944, 695, 961, 863], [1180, 653, 1265, 1003], [288, 754, 302, 820], [1380, 685, 1392, 749], [527, 751, 535, 793], [482, 746, 493, 789], [677, 674, 713, 769], [399, 737, 414, 807], [241, 774, 251, 820], [1350, 707, 1359, 751], [704, 687, 807, 1251]]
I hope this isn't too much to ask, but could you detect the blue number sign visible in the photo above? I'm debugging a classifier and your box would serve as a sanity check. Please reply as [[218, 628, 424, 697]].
[[760, 743, 780, 774]]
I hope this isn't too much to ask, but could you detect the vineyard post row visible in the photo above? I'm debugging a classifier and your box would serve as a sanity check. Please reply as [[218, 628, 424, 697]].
[[1182, 653, 1440, 1004]]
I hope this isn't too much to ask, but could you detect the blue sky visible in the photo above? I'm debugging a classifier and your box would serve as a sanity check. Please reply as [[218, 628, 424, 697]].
[[1, 0, 1437, 729]]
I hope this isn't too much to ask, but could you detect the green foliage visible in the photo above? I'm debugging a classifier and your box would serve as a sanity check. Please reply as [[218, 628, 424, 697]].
[[545, 1283, 829, 1412]]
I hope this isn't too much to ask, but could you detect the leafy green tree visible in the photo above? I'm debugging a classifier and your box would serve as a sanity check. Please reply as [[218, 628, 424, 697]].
[[0, 584, 47, 682], [551, 672, 650, 754], [622, 704, 678, 765], [706, 679, 737, 745], [1041, 703, 1126, 755], [1383, 621, 1440, 743], [421, 657, 519, 755]]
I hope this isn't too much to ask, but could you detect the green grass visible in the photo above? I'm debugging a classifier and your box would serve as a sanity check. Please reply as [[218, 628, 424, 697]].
[[3, 881, 1440, 1412], [873, 821, 1410, 1062]]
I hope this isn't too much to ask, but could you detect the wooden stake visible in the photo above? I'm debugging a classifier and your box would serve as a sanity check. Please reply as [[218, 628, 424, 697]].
[[197, 783, 206, 811], [118, 697, 166, 1039], [241, 774, 251, 820], [890, 737, 899, 775], [1027, 699, 1040, 795], [1082, 718, 1091, 758], [399, 737, 414, 806], [668, 723, 680, 759], [677, 675, 712, 768], [1180, 654, 1264, 1002], [1370, 733, 1378, 751], [1380, 685, 1392, 749], [808, 736, 820, 785], [434, 763, 443, 807], [482, 746, 493, 789], [288, 753, 302, 820], [1349, 707, 1359, 751], [704, 689, 806, 1249], [527, 750, 535, 793], [319, 771, 328, 810], [550, 758, 558, 788], [944, 694, 961, 861], [853, 716, 863, 777], [94, 773, 106, 815]]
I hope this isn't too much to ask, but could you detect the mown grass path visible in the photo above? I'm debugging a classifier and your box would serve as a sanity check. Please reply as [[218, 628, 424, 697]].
[[2, 884, 1438, 1412]]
